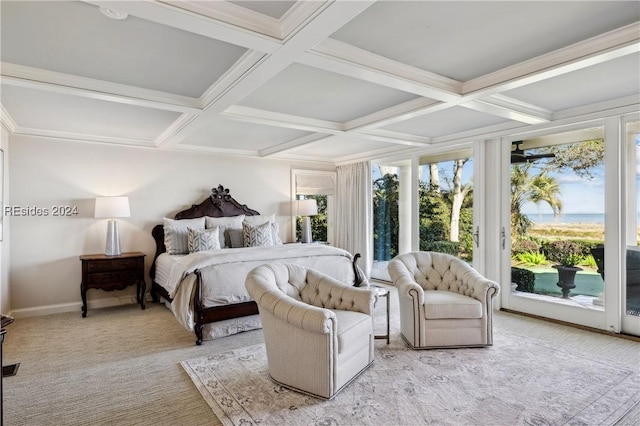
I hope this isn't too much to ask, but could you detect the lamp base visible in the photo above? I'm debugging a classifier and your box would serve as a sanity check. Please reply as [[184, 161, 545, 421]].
[[301, 216, 312, 244], [105, 219, 121, 256]]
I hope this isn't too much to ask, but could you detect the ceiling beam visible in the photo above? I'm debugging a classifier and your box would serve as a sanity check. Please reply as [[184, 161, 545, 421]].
[[83, 0, 282, 53], [301, 38, 462, 102], [223, 105, 343, 134], [259, 133, 331, 157], [157, 1, 376, 148], [463, 23, 640, 96], [464, 95, 552, 124], [1, 62, 201, 114]]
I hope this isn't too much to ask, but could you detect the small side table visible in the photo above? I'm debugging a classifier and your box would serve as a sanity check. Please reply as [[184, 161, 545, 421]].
[[79, 252, 146, 317], [372, 285, 390, 344]]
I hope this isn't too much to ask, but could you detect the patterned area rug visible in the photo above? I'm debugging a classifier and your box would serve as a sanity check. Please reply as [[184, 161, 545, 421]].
[[181, 329, 640, 426]]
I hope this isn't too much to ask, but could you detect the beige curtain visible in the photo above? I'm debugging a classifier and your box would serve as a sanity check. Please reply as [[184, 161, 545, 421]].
[[336, 161, 372, 277]]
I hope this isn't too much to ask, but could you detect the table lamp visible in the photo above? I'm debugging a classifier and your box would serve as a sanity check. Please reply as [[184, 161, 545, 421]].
[[296, 199, 318, 244], [95, 196, 130, 256]]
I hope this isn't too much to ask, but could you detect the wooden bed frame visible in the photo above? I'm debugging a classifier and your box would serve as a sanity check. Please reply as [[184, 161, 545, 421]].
[[149, 184, 363, 345]]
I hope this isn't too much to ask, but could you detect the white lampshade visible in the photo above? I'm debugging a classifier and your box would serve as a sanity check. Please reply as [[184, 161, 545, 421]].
[[95, 196, 130, 218], [296, 199, 318, 217]]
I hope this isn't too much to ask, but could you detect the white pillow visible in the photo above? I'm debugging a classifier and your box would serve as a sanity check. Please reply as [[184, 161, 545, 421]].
[[242, 221, 274, 247], [242, 214, 275, 226], [270, 222, 283, 245], [187, 227, 220, 253], [163, 217, 205, 255], [205, 215, 245, 248]]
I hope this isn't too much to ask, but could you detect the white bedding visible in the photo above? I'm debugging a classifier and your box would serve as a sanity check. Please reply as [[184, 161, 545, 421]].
[[154, 252, 184, 289], [158, 244, 363, 340]]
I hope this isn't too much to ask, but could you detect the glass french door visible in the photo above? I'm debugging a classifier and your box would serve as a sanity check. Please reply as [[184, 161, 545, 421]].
[[622, 118, 640, 335], [370, 149, 475, 281], [503, 125, 609, 329]]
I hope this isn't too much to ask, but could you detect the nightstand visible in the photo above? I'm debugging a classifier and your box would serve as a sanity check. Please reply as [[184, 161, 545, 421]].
[[372, 285, 390, 344], [79, 252, 146, 317]]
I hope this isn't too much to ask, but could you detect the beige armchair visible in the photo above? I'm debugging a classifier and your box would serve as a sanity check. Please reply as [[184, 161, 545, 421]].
[[245, 263, 376, 399], [388, 252, 499, 349]]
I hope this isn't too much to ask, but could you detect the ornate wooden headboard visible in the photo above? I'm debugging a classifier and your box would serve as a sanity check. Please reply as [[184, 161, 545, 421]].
[[150, 185, 260, 279]]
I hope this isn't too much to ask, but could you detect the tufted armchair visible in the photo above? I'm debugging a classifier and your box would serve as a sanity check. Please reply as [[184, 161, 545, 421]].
[[388, 252, 500, 349], [245, 263, 376, 399]]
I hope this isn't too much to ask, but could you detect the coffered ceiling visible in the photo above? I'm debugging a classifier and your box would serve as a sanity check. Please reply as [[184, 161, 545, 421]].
[[1, 1, 639, 164]]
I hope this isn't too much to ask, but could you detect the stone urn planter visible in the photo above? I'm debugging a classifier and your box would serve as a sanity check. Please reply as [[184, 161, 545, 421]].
[[553, 265, 583, 298]]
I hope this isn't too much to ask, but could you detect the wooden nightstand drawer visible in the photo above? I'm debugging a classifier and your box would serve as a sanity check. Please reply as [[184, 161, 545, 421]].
[[87, 258, 141, 272], [80, 252, 146, 317], [86, 270, 140, 285]]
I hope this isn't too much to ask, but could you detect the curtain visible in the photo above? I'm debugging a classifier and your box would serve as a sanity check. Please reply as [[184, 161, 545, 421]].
[[336, 161, 373, 277]]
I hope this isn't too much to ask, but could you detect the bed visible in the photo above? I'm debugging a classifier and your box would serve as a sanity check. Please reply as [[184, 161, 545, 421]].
[[149, 185, 365, 345]]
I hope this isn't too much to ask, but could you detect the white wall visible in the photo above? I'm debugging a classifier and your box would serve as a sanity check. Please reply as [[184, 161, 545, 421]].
[[9, 135, 333, 316], [1, 126, 9, 314]]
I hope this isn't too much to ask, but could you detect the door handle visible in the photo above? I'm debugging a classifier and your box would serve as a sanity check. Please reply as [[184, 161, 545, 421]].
[[473, 226, 480, 248]]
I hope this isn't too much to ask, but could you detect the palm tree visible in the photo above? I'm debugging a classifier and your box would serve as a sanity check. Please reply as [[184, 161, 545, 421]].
[[511, 163, 562, 236]]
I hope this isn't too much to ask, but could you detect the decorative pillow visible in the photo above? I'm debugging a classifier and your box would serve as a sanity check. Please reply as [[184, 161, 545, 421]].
[[228, 229, 244, 248], [270, 222, 283, 245], [242, 214, 282, 246], [205, 215, 245, 248], [242, 221, 274, 247], [163, 217, 206, 255], [187, 227, 220, 253]]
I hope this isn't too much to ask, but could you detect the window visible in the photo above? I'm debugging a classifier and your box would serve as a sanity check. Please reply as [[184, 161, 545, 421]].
[[291, 170, 335, 244]]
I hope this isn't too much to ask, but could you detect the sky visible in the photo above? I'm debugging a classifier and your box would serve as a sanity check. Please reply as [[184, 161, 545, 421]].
[[373, 133, 640, 217]]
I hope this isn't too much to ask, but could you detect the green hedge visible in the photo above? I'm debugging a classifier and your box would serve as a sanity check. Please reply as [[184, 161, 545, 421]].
[[511, 267, 535, 293]]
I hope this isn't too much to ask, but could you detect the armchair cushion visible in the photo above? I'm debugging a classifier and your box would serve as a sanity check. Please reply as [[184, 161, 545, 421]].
[[424, 290, 482, 319]]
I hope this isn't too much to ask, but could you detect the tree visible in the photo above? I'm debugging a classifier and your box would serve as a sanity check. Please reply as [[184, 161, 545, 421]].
[[511, 163, 562, 236], [539, 139, 604, 178], [449, 159, 472, 242], [373, 172, 399, 261]]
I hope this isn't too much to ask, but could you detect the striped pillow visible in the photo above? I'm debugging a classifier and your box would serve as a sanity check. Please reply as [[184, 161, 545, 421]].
[[242, 221, 274, 247], [187, 227, 220, 253]]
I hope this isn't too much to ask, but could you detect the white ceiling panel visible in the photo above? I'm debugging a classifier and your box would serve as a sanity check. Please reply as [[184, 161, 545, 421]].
[[183, 117, 311, 151], [0, 1, 638, 164], [1, 84, 180, 141], [238, 63, 419, 122], [1, 1, 247, 97], [503, 53, 640, 112], [382, 106, 510, 139], [330, 1, 640, 81]]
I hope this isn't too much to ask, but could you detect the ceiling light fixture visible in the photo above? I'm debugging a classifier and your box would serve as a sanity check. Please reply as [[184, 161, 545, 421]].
[[99, 6, 128, 20]]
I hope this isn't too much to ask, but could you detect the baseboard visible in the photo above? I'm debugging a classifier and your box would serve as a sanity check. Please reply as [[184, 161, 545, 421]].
[[8, 295, 146, 319]]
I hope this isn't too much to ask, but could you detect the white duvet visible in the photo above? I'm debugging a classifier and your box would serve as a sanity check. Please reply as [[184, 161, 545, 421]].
[[161, 244, 362, 336]]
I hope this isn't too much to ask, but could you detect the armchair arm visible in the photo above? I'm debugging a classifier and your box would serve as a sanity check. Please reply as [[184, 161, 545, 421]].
[[253, 290, 335, 334], [388, 259, 425, 306], [456, 266, 500, 302], [306, 269, 375, 315]]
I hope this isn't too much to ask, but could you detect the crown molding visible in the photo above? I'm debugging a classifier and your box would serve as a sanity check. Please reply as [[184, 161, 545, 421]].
[[0, 104, 17, 134]]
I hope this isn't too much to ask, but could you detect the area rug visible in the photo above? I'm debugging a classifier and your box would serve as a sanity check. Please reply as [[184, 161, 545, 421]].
[[181, 329, 640, 426]]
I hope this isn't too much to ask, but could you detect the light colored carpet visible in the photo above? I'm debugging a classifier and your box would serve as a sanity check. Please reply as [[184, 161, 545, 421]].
[[182, 331, 640, 425], [2, 283, 639, 425]]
